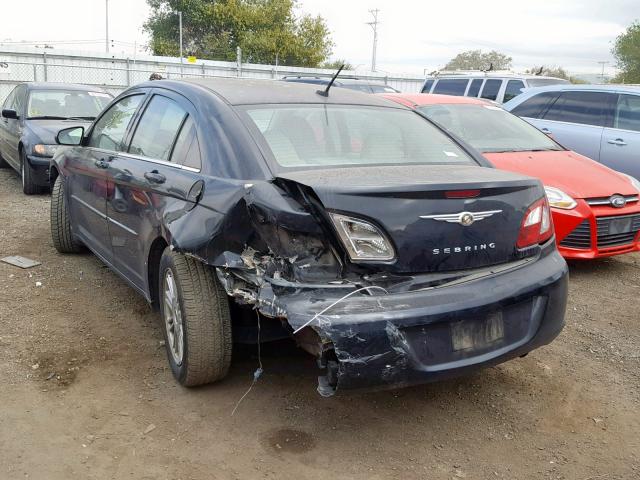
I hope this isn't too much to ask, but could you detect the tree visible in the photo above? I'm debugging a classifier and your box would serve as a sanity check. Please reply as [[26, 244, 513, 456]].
[[444, 50, 512, 71], [144, 0, 334, 67], [525, 66, 587, 84], [321, 59, 354, 70], [611, 20, 640, 83]]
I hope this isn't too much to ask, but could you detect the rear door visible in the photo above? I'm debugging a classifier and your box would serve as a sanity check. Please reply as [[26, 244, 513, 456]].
[[106, 89, 204, 292], [66, 93, 146, 263], [600, 93, 640, 179], [530, 90, 616, 161]]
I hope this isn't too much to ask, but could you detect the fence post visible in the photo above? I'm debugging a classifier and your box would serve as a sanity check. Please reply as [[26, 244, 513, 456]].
[[43, 52, 48, 81], [32, 63, 37, 82], [201, 62, 205, 78], [126, 58, 131, 86], [236, 46, 242, 77]]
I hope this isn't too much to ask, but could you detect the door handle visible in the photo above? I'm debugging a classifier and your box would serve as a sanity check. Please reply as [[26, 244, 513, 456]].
[[144, 171, 166, 184], [95, 159, 109, 169], [607, 138, 627, 146]]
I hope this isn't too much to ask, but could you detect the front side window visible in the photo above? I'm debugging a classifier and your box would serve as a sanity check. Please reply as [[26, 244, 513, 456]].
[[89, 94, 144, 151], [418, 104, 562, 153], [422, 79, 435, 93], [614, 94, 640, 132], [433, 79, 469, 96], [510, 91, 560, 118], [129, 95, 188, 161], [243, 105, 475, 170], [503, 80, 525, 103], [480, 79, 502, 101], [466, 79, 483, 97], [27, 90, 112, 119], [542, 91, 615, 127]]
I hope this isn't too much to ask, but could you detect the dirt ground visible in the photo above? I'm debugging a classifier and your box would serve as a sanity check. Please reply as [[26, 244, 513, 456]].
[[0, 168, 639, 480]]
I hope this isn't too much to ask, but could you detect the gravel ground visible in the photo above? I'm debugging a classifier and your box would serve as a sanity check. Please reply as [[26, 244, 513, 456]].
[[0, 167, 639, 480]]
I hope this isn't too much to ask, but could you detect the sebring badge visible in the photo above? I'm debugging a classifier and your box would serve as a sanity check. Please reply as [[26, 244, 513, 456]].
[[420, 210, 502, 226]]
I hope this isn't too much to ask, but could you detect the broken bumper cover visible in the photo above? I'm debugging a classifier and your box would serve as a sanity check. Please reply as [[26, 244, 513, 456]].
[[281, 249, 568, 396]]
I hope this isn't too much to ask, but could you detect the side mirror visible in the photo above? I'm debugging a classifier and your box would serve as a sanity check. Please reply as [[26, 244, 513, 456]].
[[56, 126, 85, 146], [1, 109, 18, 120]]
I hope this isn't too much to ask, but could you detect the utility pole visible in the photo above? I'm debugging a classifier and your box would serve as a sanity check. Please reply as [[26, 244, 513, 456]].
[[105, 0, 110, 53], [597, 61, 609, 83], [366, 9, 379, 72], [178, 11, 183, 77]]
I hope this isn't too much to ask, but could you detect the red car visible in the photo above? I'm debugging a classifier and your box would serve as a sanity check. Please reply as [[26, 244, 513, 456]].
[[382, 93, 640, 259]]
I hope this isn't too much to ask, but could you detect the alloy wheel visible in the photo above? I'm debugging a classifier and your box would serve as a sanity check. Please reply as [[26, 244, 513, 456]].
[[163, 269, 184, 365]]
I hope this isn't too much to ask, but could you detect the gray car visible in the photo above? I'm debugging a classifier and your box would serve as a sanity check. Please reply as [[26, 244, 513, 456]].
[[504, 84, 640, 180]]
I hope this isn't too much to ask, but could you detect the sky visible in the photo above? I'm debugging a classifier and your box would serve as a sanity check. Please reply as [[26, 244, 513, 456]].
[[0, 0, 634, 76]]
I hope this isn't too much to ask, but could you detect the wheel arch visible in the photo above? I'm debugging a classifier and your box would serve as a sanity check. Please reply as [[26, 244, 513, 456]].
[[147, 236, 169, 311]]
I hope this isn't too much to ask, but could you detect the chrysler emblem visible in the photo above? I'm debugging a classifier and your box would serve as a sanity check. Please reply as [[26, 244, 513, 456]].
[[420, 210, 502, 226], [610, 194, 626, 208]]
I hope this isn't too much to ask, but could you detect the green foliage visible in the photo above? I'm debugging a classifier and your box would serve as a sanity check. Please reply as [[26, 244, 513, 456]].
[[144, 0, 333, 67], [611, 21, 640, 83], [444, 50, 512, 71], [525, 66, 586, 84], [321, 59, 353, 70]]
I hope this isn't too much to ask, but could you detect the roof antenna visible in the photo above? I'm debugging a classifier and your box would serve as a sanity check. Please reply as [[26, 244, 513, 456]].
[[536, 66, 544, 76], [317, 64, 345, 97]]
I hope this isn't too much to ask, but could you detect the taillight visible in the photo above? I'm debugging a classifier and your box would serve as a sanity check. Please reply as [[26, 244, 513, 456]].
[[516, 197, 553, 248]]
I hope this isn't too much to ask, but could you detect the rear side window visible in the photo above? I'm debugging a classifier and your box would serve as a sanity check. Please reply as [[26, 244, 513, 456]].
[[422, 79, 435, 93], [542, 91, 615, 127], [480, 79, 502, 101], [433, 79, 469, 96], [129, 95, 187, 161], [466, 79, 483, 97], [614, 94, 640, 132], [503, 80, 525, 103], [510, 91, 560, 118], [171, 116, 202, 170], [89, 94, 144, 151]]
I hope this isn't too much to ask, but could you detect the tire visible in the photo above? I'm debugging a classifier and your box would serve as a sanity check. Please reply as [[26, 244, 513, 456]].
[[159, 248, 232, 387], [21, 150, 41, 195], [51, 175, 84, 253]]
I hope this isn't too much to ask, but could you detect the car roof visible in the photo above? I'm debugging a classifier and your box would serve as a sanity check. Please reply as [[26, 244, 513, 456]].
[[23, 82, 110, 92], [381, 93, 490, 108], [153, 77, 402, 107], [282, 76, 392, 87], [519, 83, 640, 94], [427, 73, 565, 81]]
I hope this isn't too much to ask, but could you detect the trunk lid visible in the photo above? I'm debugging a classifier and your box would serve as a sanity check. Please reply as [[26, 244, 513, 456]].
[[277, 164, 544, 273]]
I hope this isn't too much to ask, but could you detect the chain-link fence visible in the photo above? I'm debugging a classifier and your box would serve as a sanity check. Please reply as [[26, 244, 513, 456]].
[[0, 47, 425, 103]]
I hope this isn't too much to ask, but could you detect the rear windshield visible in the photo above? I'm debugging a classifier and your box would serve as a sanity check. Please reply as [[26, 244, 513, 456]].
[[242, 105, 476, 170], [417, 104, 562, 153], [27, 90, 112, 119]]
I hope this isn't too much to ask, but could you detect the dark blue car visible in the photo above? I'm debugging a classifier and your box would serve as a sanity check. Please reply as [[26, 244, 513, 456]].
[[50, 78, 568, 396], [0, 82, 112, 194]]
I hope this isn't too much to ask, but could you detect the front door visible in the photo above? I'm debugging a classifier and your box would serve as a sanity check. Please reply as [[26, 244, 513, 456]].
[[600, 93, 640, 180], [67, 93, 146, 263]]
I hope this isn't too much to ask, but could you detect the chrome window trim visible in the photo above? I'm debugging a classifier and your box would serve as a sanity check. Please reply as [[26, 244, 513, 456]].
[[86, 147, 201, 173]]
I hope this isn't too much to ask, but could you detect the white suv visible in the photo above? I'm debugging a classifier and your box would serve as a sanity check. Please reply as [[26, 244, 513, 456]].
[[421, 72, 569, 104]]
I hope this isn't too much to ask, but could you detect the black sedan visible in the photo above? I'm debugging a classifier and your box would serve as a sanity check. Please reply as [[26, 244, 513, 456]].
[[50, 78, 568, 396], [0, 82, 112, 194]]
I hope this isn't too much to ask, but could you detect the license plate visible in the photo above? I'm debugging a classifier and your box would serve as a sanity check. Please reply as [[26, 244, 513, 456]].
[[451, 312, 504, 351], [609, 217, 633, 235]]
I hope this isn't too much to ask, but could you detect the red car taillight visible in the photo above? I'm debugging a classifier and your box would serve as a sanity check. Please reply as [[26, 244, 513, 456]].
[[516, 197, 553, 248]]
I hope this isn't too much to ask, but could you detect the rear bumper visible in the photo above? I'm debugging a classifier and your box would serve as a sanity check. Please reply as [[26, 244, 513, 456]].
[[25, 155, 52, 187], [281, 245, 568, 396]]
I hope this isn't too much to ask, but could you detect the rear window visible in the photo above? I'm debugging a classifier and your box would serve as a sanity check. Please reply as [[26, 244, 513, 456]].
[[242, 105, 475, 170], [433, 79, 469, 96], [418, 104, 562, 153]]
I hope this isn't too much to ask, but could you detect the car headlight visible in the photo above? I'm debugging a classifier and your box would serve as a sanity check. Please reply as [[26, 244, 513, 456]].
[[33, 144, 58, 157], [621, 173, 640, 193], [544, 186, 577, 209], [329, 213, 395, 261]]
